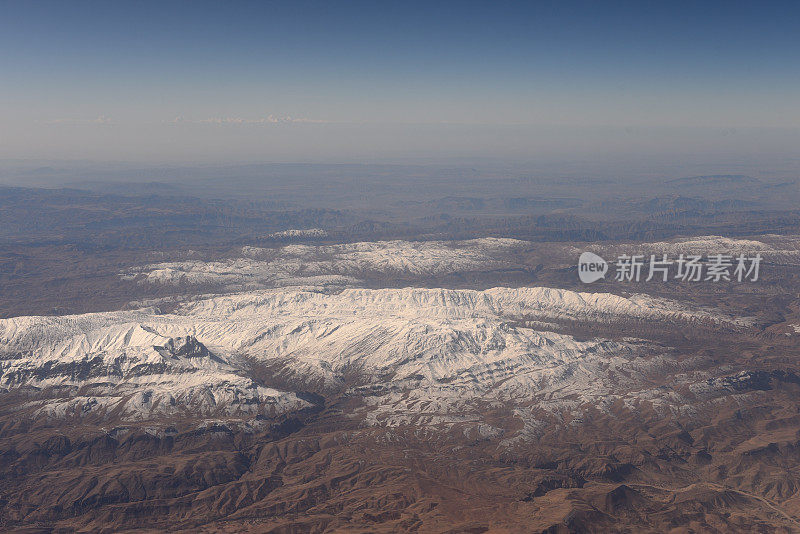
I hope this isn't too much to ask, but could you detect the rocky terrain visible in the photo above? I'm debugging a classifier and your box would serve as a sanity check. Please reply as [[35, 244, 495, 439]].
[[2, 169, 800, 532], [2, 235, 800, 532]]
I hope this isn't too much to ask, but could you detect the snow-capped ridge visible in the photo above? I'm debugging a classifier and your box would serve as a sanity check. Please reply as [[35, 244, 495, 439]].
[[122, 238, 531, 290], [0, 284, 741, 426]]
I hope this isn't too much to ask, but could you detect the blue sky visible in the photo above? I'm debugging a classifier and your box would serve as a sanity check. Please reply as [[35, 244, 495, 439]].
[[1, 0, 798, 162]]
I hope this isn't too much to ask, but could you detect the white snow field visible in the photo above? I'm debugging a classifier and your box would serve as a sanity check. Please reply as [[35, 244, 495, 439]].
[[1, 285, 740, 429]]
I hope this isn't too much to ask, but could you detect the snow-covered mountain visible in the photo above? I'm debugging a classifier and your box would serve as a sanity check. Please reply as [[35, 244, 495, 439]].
[[0, 286, 742, 429], [0, 315, 310, 421], [121, 238, 530, 290]]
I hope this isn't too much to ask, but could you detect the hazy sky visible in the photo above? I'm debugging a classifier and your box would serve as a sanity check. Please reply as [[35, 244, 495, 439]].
[[1, 0, 798, 163]]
